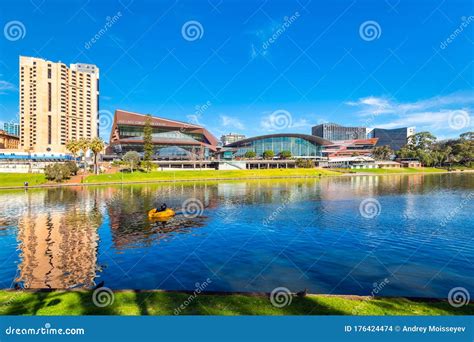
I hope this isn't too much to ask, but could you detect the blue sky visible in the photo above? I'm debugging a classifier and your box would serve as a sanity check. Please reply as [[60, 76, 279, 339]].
[[0, 0, 472, 140]]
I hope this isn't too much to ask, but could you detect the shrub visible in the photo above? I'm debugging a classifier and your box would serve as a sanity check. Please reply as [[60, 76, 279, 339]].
[[244, 151, 257, 159], [279, 150, 292, 159], [140, 160, 155, 172], [295, 159, 314, 168], [44, 163, 72, 182], [262, 150, 275, 159], [64, 161, 79, 176]]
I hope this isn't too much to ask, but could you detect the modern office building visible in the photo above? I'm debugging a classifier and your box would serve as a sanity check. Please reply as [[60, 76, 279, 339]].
[[312, 123, 367, 141], [108, 110, 218, 159], [19, 56, 99, 153], [224, 133, 332, 158], [0, 130, 20, 149], [220, 133, 246, 146], [4, 122, 20, 136], [322, 138, 379, 158], [372, 127, 415, 150]]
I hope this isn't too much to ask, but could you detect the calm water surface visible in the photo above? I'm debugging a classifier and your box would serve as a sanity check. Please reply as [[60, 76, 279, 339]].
[[0, 173, 473, 298]]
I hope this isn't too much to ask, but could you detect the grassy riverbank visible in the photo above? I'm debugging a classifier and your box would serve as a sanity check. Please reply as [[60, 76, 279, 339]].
[[348, 167, 446, 174], [0, 167, 463, 189], [0, 173, 46, 187], [0, 290, 472, 316], [83, 168, 341, 184]]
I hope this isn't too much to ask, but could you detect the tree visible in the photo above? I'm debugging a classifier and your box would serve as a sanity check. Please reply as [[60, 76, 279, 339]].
[[460, 131, 474, 141], [77, 138, 90, 174], [64, 161, 79, 175], [66, 140, 80, 162], [143, 114, 154, 172], [89, 137, 105, 174], [407, 132, 437, 151], [372, 145, 393, 160], [44, 164, 72, 182], [262, 150, 274, 159], [123, 151, 141, 172], [244, 151, 257, 159], [279, 150, 292, 159]]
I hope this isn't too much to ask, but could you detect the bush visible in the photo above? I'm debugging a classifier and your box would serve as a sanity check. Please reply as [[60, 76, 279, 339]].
[[279, 150, 292, 159], [140, 160, 155, 172], [295, 159, 314, 168], [244, 151, 257, 159], [262, 150, 275, 159], [64, 161, 79, 175], [44, 163, 72, 182]]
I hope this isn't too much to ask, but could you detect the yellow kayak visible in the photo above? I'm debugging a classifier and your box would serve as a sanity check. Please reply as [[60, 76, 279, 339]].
[[148, 208, 176, 219]]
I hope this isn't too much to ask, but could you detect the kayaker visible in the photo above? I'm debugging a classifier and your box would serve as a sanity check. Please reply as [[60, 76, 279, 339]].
[[157, 203, 167, 212]]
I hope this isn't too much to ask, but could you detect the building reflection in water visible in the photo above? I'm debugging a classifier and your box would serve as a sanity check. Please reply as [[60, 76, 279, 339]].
[[15, 188, 102, 289]]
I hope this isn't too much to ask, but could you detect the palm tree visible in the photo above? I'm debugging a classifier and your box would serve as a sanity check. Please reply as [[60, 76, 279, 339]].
[[66, 140, 80, 163], [77, 138, 90, 175], [89, 138, 105, 174]]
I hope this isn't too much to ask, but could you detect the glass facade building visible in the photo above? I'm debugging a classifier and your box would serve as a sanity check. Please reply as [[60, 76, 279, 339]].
[[312, 123, 367, 141], [225, 134, 331, 158], [372, 127, 415, 151], [108, 110, 218, 160]]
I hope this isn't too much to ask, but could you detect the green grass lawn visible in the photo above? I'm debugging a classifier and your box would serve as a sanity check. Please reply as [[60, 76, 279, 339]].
[[84, 168, 342, 184], [0, 173, 46, 187], [0, 291, 472, 316], [351, 167, 445, 174]]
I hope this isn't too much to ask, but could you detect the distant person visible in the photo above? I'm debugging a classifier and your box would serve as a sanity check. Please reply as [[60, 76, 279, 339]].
[[24, 181, 28, 187], [151, 203, 168, 214]]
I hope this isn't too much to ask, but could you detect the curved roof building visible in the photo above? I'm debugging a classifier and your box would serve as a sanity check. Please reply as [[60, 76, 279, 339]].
[[225, 133, 332, 158], [108, 110, 218, 159]]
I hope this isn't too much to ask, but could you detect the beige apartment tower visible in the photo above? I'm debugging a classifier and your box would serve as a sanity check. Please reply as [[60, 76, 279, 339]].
[[19, 56, 99, 153]]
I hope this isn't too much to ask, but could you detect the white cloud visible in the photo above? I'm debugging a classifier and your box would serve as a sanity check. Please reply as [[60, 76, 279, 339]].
[[346, 92, 473, 136], [220, 115, 245, 130], [374, 110, 468, 130], [0, 80, 16, 94]]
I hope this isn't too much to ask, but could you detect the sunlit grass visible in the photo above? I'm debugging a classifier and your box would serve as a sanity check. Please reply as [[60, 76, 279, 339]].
[[0, 173, 46, 187], [84, 168, 342, 184], [0, 291, 472, 316]]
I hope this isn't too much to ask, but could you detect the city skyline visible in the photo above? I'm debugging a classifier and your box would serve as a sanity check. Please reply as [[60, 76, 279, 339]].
[[0, 0, 472, 142]]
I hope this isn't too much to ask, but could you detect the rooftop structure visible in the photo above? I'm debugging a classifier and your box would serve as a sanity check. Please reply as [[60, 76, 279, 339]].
[[312, 123, 367, 141], [322, 138, 378, 158], [108, 110, 218, 160]]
